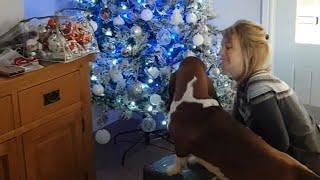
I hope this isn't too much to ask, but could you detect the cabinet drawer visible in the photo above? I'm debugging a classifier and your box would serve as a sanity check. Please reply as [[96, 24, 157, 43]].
[[0, 96, 14, 136], [18, 71, 81, 125]]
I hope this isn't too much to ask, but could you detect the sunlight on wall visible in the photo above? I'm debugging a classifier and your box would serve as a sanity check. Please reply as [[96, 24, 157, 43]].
[[295, 0, 320, 45]]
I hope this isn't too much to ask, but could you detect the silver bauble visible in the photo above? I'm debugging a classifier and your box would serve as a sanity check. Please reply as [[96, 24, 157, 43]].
[[212, 68, 221, 76], [131, 25, 142, 36], [156, 29, 171, 45], [149, 94, 162, 106], [127, 81, 143, 98], [141, 117, 156, 132], [95, 129, 111, 144]]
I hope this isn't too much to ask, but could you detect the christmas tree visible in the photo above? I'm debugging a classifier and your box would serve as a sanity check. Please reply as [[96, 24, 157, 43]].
[[72, 0, 234, 132]]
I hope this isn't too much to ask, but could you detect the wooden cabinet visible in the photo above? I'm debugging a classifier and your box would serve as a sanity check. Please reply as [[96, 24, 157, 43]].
[[0, 96, 14, 136], [0, 139, 22, 180], [23, 111, 83, 180], [0, 54, 95, 180]]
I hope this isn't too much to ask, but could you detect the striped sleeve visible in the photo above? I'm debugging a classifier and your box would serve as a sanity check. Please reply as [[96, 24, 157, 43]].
[[246, 73, 292, 105]]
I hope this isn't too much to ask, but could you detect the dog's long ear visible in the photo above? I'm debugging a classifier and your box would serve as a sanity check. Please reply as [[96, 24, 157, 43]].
[[166, 72, 176, 111]]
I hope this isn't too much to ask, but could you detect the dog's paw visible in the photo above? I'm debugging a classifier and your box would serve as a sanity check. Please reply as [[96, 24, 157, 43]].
[[166, 164, 181, 176], [187, 155, 198, 165]]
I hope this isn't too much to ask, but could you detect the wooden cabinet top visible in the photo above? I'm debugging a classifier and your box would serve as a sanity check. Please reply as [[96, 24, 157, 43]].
[[0, 54, 95, 94]]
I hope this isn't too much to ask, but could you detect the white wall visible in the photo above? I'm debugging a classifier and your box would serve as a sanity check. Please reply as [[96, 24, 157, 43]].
[[213, 0, 262, 29], [273, 0, 296, 87], [24, 0, 71, 18], [0, 0, 24, 36], [0, 0, 70, 36], [271, 0, 320, 107]]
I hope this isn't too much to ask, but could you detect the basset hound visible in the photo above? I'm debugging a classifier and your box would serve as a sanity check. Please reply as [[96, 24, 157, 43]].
[[166, 57, 320, 180]]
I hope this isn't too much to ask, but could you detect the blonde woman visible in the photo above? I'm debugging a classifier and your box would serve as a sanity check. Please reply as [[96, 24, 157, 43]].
[[220, 20, 320, 175]]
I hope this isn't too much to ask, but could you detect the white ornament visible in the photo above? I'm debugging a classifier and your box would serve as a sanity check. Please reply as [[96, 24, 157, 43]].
[[140, 117, 156, 132], [184, 50, 196, 58], [170, 8, 184, 26], [212, 68, 221, 76], [89, 20, 98, 32], [104, 28, 113, 36], [109, 69, 124, 82], [147, 67, 160, 79], [131, 25, 142, 36], [203, 35, 212, 46], [92, 84, 105, 96], [141, 8, 153, 21], [113, 16, 125, 26], [193, 33, 204, 46], [202, 25, 209, 33], [186, 13, 197, 24], [150, 94, 162, 106], [95, 129, 111, 144]]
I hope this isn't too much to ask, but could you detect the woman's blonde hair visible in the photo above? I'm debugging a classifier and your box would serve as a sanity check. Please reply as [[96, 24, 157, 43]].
[[223, 20, 270, 82]]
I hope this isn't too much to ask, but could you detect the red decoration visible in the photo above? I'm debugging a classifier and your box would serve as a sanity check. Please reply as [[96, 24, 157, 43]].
[[77, 33, 92, 45], [61, 22, 72, 35], [14, 57, 37, 66], [47, 18, 58, 29]]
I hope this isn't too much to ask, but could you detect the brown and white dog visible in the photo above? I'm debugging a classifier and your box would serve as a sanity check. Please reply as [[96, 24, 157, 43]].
[[166, 57, 320, 180]]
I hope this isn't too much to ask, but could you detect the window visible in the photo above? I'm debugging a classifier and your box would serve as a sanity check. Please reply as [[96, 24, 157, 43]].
[[295, 0, 320, 45]]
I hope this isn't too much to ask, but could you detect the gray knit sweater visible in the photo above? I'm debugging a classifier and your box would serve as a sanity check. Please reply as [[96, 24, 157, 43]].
[[233, 70, 320, 174]]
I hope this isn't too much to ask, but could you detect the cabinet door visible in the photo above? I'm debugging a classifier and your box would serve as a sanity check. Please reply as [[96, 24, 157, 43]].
[[0, 139, 22, 180], [23, 111, 85, 180]]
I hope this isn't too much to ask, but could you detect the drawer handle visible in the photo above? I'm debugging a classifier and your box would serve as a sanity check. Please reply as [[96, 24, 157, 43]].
[[43, 90, 60, 105]]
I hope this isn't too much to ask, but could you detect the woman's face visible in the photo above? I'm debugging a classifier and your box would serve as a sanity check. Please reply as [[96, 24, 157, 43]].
[[220, 34, 244, 81]]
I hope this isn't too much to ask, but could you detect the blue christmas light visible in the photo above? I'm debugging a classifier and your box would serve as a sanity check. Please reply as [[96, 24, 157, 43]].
[[74, 0, 234, 125], [121, 2, 128, 10], [121, 4, 127, 10], [162, 120, 167, 125], [142, 84, 149, 89]]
